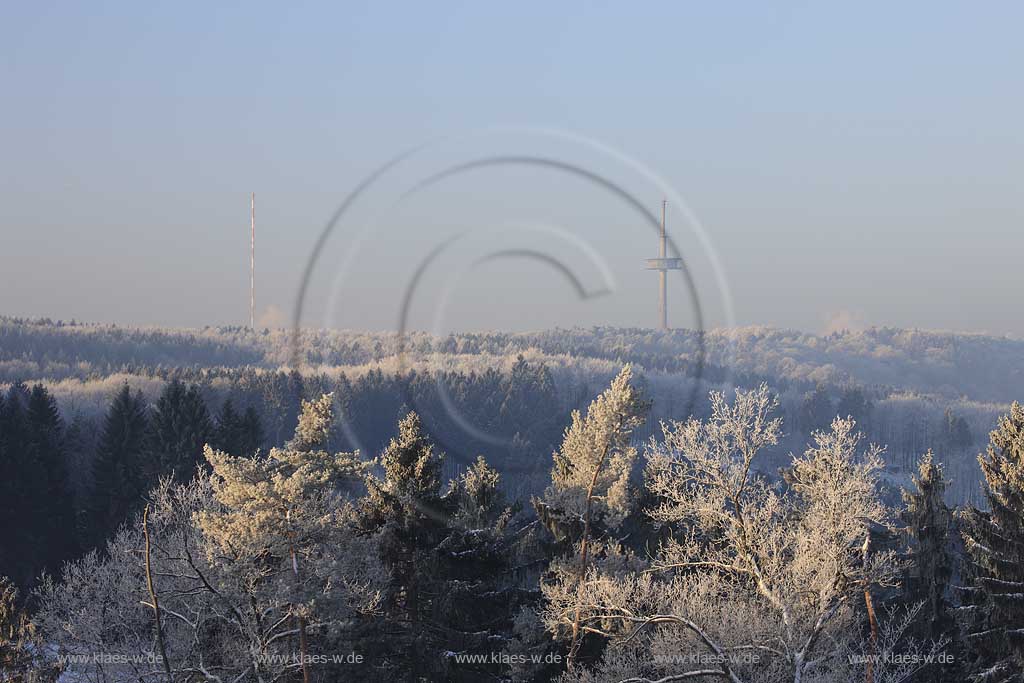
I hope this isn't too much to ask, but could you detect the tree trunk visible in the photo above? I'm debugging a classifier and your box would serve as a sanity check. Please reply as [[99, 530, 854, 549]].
[[863, 533, 878, 683], [287, 512, 311, 683], [566, 444, 611, 669], [143, 505, 173, 683]]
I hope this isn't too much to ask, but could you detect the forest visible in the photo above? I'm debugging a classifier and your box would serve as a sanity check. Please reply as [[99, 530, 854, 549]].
[[1, 317, 1023, 682]]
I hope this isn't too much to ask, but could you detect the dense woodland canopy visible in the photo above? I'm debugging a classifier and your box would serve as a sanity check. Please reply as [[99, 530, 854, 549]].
[[1, 318, 1023, 681]]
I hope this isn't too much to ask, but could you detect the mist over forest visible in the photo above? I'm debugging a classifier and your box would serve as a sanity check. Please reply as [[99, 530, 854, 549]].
[[2, 315, 1015, 501]]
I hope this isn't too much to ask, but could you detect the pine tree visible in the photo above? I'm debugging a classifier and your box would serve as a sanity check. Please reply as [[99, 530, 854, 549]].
[[360, 415, 536, 681], [431, 456, 540, 682], [199, 392, 368, 683], [25, 384, 77, 575], [149, 379, 212, 482], [959, 402, 1024, 682], [363, 411, 444, 524], [359, 411, 446, 679], [240, 405, 264, 455], [0, 392, 9, 581], [212, 398, 264, 458], [902, 450, 956, 681], [212, 396, 243, 454], [540, 365, 649, 537], [0, 384, 34, 586], [837, 385, 873, 433], [90, 385, 149, 544], [942, 408, 973, 455], [537, 365, 649, 668], [63, 414, 97, 550], [800, 384, 834, 433]]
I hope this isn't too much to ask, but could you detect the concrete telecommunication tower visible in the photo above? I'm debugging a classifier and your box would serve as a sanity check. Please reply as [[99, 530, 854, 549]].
[[645, 200, 682, 330]]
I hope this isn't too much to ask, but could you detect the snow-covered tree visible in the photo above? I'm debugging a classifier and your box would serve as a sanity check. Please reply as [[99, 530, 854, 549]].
[[542, 365, 648, 533], [958, 402, 1024, 682], [35, 394, 385, 683], [358, 412, 537, 681], [554, 385, 942, 683], [538, 365, 649, 667], [198, 392, 374, 682], [903, 452, 954, 638]]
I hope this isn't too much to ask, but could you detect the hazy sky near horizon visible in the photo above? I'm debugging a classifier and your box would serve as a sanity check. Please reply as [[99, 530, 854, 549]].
[[2, 3, 1022, 336]]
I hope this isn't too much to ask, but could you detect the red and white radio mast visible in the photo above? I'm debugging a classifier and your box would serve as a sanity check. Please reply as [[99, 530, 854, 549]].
[[250, 192, 255, 330]]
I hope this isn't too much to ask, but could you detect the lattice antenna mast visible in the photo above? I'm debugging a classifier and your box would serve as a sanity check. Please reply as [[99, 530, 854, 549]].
[[645, 200, 682, 330], [250, 192, 255, 330]]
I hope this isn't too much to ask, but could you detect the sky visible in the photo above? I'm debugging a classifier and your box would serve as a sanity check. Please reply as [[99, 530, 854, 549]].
[[2, 2, 1022, 336]]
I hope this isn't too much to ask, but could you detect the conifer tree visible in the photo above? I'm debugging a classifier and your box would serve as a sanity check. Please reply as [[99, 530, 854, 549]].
[[149, 379, 212, 482], [359, 411, 446, 678], [25, 384, 77, 574], [903, 451, 953, 636], [537, 365, 649, 668], [90, 384, 149, 543], [902, 451, 958, 681], [363, 411, 444, 525], [942, 408, 973, 455], [0, 392, 9, 580], [212, 396, 243, 453], [360, 414, 535, 681], [540, 365, 649, 537], [199, 393, 369, 683], [0, 384, 35, 586], [800, 384, 834, 433], [837, 385, 873, 433], [959, 402, 1024, 682], [240, 404, 264, 455], [212, 398, 264, 458]]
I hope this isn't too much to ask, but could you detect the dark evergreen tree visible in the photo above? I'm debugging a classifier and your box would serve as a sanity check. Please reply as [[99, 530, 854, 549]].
[[212, 397, 243, 455], [358, 412, 446, 679], [959, 402, 1024, 682], [942, 408, 973, 455], [0, 384, 34, 587], [800, 384, 834, 433], [25, 384, 77, 575], [902, 451, 958, 681], [836, 385, 873, 433], [90, 385, 149, 544], [0, 390, 20, 586], [362, 411, 444, 530], [63, 413, 98, 546], [240, 405, 264, 456], [358, 413, 535, 681], [149, 380, 212, 482]]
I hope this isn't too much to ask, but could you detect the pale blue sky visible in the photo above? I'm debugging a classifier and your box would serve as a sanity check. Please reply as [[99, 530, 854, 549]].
[[2, 2, 1022, 334]]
